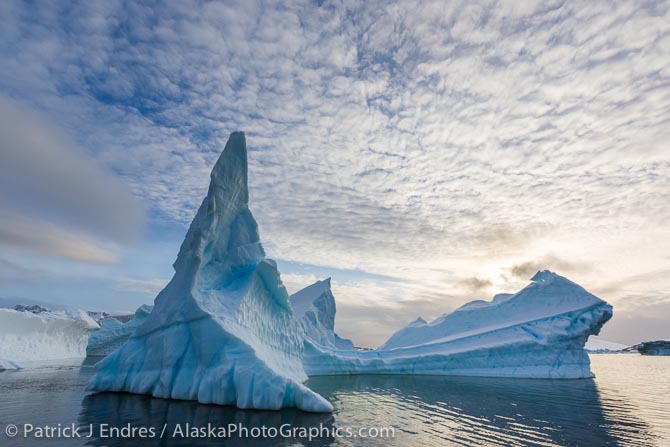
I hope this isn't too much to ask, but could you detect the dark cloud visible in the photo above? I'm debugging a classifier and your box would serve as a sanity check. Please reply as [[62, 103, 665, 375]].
[[508, 255, 591, 280], [459, 277, 493, 294]]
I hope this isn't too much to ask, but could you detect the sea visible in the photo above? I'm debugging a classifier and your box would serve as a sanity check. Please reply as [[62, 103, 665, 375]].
[[0, 354, 668, 446]]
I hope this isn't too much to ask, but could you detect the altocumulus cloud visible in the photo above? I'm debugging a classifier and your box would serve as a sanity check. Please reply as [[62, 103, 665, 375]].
[[0, 0, 669, 344]]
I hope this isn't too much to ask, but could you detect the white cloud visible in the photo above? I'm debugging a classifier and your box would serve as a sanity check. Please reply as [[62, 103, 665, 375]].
[[0, 0, 668, 344], [114, 278, 169, 295]]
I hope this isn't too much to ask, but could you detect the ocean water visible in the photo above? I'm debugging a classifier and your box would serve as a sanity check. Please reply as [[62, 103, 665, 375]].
[[0, 354, 668, 446]]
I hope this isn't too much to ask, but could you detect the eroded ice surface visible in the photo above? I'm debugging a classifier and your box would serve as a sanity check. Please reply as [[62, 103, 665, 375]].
[[87, 305, 153, 356], [89, 132, 331, 412], [290, 278, 354, 351], [0, 307, 99, 369], [301, 271, 613, 379]]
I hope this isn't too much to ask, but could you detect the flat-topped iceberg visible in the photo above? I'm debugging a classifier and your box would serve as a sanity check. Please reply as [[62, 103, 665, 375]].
[[87, 305, 153, 356], [0, 307, 99, 369], [300, 271, 613, 379], [89, 132, 332, 412]]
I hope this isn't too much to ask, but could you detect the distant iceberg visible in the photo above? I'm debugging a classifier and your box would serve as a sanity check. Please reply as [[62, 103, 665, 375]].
[[300, 271, 613, 379], [290, 278, 354, 351], [0, 306, 99, 369], [636, 340, 670, 356], [584, 337, 627, 353], [0, 359, 20, 371], [87, 305, 153, 356], [89, 132, 332, 412]]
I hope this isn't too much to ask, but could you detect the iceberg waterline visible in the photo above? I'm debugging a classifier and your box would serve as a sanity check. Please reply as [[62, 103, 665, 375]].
[[86, 131, 613, 412]]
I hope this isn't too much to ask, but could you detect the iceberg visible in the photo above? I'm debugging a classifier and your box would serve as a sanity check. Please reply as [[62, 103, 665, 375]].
[[87, 311, 112, 324], [89, 132, 332, 412], [0, 306, 99, 369], [88, 131, 614, 412], [87, 305, 153, 356], [290, 278, 354, 351], [301, 271, 613, 379], [0, 359, 20, 371], [636, 340, 670, 356]]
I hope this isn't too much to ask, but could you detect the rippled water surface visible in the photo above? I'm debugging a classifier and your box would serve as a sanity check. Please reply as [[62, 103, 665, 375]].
[[0, 355, 668, 446]]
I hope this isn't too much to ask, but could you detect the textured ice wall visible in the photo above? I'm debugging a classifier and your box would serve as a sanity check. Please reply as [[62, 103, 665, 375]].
[[89, 132, 331, 412], [291, 278, 354, 351], [301, 271, 613, 379], [87, 305, 153, 356], [0, 308, 99, 368]]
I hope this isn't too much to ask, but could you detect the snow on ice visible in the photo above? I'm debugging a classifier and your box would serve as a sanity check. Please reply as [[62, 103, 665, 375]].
[[299, 271, 613, 379], [87, 305, 153, 356], [0, 306, 99, 369]]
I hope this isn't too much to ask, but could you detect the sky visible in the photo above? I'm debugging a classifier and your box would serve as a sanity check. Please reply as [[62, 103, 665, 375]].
[[0, 0, 668, 347]]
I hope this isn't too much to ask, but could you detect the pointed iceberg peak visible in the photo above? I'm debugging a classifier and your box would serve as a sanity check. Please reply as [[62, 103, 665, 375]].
[[209, 131, 249, 204], [172, 131, 263, 280], [409, 317, 427, 326], [530, 270, 558, 282], [290, 278, 333, 317], [90, 132, 332, 413]]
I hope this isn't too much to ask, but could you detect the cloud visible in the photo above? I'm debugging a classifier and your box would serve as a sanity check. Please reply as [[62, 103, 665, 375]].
[[0, 96, 145, 248], [0, 0, 668, 343], [459, 277, 493, 295], [508, 255, 591, 280], [0, 258, 49, 283], [114, 278, 169, 295], [284, 271, 459, 347], [0, 214, 120, 263], [598, 301, 670, 346]]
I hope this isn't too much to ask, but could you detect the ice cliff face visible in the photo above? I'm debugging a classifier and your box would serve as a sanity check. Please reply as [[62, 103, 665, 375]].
[[290, 278, 354, 351], [87, 305, 153, 356], [0, 307, 99, 369], [302, 271, 613, 379], [89, 132, 332, 412]]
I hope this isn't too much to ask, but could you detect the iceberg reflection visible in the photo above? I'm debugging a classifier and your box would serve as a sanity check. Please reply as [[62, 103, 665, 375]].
[[79, 392, 335, 447], [307, 374, 652, 446]]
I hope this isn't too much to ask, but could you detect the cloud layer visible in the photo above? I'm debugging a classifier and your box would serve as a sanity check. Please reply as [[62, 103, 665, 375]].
[[0, 96, 145, 262], [1, 0, 668, 344]]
